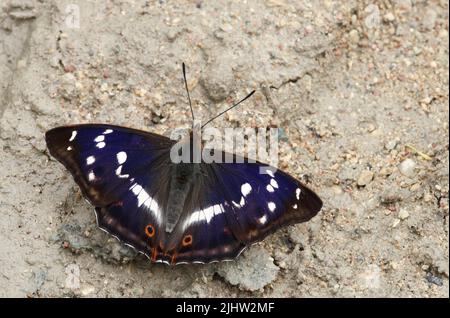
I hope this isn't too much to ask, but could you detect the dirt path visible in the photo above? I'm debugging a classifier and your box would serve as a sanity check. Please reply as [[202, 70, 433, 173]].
[[0, 0, 448, 297]]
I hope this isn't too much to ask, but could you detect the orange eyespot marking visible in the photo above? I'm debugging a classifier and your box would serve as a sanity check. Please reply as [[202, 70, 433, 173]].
[[145, 224, 155, 238], [182, 234, 193, 247]]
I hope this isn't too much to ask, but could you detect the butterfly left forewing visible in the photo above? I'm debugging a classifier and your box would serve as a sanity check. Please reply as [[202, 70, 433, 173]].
[[46, 124, 175, 260], [45, 124, 175, 206]]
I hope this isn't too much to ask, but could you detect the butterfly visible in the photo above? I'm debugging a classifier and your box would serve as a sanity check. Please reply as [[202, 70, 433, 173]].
[[45, 64, 322, 265]]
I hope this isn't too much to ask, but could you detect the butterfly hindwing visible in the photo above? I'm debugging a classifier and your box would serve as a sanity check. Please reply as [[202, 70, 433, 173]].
[[163, 168, 246, 264]]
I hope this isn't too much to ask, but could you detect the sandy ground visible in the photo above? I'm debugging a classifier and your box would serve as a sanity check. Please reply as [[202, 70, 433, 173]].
[[0, 0, 448, 297]]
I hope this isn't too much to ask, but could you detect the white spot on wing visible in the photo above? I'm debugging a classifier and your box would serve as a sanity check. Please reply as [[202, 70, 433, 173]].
[[258, 215, 267, 224], [184, 204, 224, 229], [116, 151, 127, 164], [148, 199, 161, 222], [115, 165, 129, 178], [96, 142, 106, 148], [67, 146, 72, 151], [270, 178, 279, 189], [103, 129, 113, 134], [86, 156, 95, 165], [296, 188, 301, 200], [130, 183, 161, 224], [88, 171, 95, 181], [132, 184, 149, 207], [241, 183, 252, 197], [266, 184, 274, 192], [201, 206, 215, 223], [69, 130, 77, 141], [266, 168, 275, 178], [293, 204, 298, 209], [94, 135, 105, 142], [268, 202, 276, 212]]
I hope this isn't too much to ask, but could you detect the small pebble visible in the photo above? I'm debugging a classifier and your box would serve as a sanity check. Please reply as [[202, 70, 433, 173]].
[[384, 12, 395, 22], [385, 140, 397, 150], [348, 29, 360, 44], [134, 88, 147, 97], [379, 167, 393, 176], [392, 219, 401, 228], [399, 158, 416, 177], [439, 29, 448, 39], [100, 83, 108, 92], [398, 209, 409, 220], [357, 170, 374, 186], [64, 64, 76, 73], [426, 273, 443, 286], [396, 0, 412, 11], [278, 261, 287, 269], [81, 285, 96, 296]]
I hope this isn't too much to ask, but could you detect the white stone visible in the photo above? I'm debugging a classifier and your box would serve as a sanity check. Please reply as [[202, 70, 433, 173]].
[[399, 158, 416, 177]]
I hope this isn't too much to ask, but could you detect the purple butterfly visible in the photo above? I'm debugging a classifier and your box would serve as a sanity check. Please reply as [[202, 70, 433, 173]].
[[45, 64, 322, 265]]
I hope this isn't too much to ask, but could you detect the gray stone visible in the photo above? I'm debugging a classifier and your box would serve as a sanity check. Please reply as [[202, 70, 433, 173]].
[[215, 245, 279, 292], [426, 273, 443, 286], [385, 140, 397, 150]]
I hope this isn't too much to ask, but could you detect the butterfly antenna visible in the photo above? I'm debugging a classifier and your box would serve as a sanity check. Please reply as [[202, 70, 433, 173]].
[[182, 62, 195, 129], [201, 90, 256, 129]]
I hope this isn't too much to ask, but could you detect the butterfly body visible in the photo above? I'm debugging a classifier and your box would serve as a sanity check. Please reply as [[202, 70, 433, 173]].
[[46, 124, 322, 265]]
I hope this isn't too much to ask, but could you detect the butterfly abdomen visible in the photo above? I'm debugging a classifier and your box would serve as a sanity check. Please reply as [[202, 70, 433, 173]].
[[165, 163, 199, 233]]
